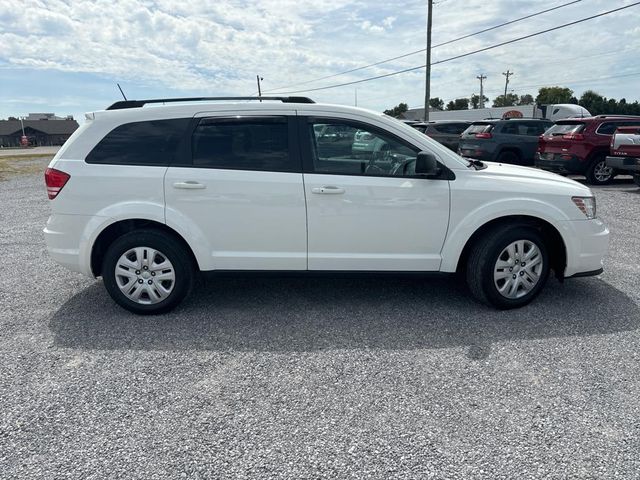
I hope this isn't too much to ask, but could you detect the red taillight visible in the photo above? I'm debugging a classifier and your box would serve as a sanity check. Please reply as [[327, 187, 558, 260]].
[[475, 132, 492, 139], [562, 133, 585, 141], [45, 168, 70, 200]]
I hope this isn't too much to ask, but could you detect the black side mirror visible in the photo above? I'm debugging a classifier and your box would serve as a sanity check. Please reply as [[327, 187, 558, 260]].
[[415, 152, 440, 177]]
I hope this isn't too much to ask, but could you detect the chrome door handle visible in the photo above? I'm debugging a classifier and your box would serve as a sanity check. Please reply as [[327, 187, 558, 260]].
[[311, 186, 345, 194], [173, 181, 206, 190]]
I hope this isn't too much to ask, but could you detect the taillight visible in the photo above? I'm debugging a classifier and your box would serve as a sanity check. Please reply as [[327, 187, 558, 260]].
[[475, 132, 492, 139], [562, 133, 585, 140], [45, 168, 70, 199]]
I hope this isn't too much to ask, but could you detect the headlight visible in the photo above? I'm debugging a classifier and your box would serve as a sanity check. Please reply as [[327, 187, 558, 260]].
[[572, 196, 596, 219]]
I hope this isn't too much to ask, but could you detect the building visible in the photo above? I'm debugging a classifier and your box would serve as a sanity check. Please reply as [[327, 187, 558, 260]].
[[0, 115, 79, 147]]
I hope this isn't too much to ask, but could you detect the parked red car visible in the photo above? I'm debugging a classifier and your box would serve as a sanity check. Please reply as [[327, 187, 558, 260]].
[[606, 125, 640, 187], [536, 115, 640, 185]]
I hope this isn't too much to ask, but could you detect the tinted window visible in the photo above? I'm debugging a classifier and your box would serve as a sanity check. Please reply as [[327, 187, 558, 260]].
[[501, 121, 548, 136], [86, 118, 189, 166], [192, 117, 292, 171], [309, 120, 418, 176], [597, 121, 640, 135]]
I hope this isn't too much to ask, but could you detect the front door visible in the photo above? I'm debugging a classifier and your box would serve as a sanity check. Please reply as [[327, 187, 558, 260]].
[[301, 116, 451, 271], [164, 113, 307, 270]]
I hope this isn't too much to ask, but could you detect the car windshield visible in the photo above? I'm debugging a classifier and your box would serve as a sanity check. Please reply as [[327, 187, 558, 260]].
[[545, 122, 585, 136]]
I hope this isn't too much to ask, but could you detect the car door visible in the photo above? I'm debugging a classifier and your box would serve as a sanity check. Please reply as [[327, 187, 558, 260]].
[[164, 112, 307, 270], [300, 115, 451, 271]]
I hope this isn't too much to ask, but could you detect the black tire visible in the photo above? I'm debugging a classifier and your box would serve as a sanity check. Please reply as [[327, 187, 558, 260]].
[[466, 225, 550, 309], [496, 150, 521, 165], [102, 229, 194, 314], [633, 174, 640, 188], [585, 155, 614, 185]]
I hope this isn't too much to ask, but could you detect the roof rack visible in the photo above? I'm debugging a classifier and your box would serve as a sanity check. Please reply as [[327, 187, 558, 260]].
[[106, 96, 315, 110]]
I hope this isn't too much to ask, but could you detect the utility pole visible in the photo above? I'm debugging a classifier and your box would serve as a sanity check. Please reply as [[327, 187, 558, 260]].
[[476, 74, 487, 109], [256, 75, 263, 101], [424, 0, 433, 122], [502, 70, 513, 104]]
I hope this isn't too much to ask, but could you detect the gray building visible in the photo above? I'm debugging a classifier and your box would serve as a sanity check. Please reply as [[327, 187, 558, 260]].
[[0, 116, 79, 147]]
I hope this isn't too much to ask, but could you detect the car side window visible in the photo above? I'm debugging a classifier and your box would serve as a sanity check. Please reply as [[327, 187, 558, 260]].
[[597, 122, 618, 135], [86, 118, 190, 166], [308, 120, 419, 177], [192, 116, 293, 171], [501, 122, 518, 135]]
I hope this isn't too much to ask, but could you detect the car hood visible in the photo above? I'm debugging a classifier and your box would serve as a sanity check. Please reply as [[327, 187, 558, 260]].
[[479, 161, 592, 195]]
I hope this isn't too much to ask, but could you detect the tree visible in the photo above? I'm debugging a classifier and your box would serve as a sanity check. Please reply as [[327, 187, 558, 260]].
[[7, 116, 18, 121], [578, 90, 605, 115], [492, 93, 519, 107], [429, 97, 444, 110], [383, 102, 409, 117], [470, 94, 490, 109], [446, 98, 469, 110], [518, 94, 534, 105], [535, 86, 574, 104]]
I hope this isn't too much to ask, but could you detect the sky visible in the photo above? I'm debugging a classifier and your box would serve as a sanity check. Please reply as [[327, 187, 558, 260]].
[[1, 0, 639, 122]]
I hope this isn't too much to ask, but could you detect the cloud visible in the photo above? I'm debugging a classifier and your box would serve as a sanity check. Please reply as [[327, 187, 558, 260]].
[[1, 0, 639, 119]]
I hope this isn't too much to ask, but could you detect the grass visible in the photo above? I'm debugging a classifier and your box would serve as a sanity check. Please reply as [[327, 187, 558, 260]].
[[0, 155, 53, 180]]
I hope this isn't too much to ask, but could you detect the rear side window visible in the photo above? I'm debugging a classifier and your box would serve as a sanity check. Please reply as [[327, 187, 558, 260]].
[[597, 121, 640, 135], [545, 122, 585, 136], [192, 117, 293, 172], [86, 119, 189, 166]]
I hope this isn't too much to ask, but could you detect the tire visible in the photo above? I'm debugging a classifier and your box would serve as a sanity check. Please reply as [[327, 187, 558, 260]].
[[466, 225, 550, 309], [633, 174, 640, 188], [496, 150, 520, 165], [102, 229, 194, 314], [585, 155, 614, 185]]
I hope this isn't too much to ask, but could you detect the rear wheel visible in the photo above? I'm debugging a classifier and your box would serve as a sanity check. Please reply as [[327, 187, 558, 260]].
[[496, 150, 520, 165], [633, 174, 640, 187], [585, 155, 614, 185], [102, 230, 194, 314], [466, 225, 550, 309]]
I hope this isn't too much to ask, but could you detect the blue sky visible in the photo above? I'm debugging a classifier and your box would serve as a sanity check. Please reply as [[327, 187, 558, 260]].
[[1, 0, 639, 121]]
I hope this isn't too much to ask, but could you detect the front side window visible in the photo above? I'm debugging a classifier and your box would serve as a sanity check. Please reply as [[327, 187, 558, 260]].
[[309, 120, 419, 177], [86, 118, 190, 166], [192, 117, 292, 171]]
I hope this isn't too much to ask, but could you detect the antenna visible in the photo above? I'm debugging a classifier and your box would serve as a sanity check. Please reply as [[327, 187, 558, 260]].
[[117, 83, 128, 101]]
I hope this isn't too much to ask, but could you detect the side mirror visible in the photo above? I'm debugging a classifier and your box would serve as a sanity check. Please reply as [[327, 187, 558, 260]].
[[415, 152, 440, 177]]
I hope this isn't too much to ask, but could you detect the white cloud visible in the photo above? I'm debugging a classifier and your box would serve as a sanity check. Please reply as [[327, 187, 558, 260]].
[[1, 0, 640, 117]]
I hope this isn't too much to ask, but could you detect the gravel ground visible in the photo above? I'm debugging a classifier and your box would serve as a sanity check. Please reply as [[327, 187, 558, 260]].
[[1, 164, 639, 479]]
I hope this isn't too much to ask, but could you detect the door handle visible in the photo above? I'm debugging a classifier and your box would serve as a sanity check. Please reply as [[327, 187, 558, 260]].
[[173, 181, 206, 190], [311, 186, 345, 195]]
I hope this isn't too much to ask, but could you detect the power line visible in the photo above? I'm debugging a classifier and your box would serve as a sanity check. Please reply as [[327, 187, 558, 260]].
[[268, 2, 640, 95], [265, 0, 583, 93]]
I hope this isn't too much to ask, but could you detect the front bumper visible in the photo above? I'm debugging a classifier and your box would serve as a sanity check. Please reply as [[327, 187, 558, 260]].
[[560, 218, 609, 278], [535, 153, 586, 175], [606, 156, 640, 172]]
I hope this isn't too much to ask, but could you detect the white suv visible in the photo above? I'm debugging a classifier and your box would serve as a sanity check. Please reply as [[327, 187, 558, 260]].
[[44, 97, 609, 314]]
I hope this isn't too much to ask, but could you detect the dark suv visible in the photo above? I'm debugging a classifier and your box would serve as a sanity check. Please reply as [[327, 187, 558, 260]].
[[458, 119, 552, 165], [536, 115, 640, 185], [412, 120, 471, 151]]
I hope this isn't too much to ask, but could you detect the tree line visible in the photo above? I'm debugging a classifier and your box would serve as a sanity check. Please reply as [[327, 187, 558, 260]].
[[384, 86, 640, 116]]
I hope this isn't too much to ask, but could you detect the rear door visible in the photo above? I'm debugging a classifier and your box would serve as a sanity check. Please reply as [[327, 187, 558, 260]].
[[164, 111, 307, 270]]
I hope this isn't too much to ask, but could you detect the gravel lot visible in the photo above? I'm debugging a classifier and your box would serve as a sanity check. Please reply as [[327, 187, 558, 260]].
[[1, 161, 639, 479]]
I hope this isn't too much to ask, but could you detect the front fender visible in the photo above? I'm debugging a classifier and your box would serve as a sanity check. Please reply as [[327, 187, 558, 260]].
[[440, 197, 572, 273]]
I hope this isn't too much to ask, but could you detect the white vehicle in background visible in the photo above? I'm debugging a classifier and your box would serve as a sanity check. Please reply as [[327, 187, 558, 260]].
[[44, 97, 608, 314]]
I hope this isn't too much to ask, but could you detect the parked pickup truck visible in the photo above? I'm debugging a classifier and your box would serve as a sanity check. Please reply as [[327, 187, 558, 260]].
[[606, 126, 640, 187]]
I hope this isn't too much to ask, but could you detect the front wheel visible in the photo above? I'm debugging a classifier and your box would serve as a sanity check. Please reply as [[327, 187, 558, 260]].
[[633, 174, 640, 188], [102, 230, 194, 314], [466, 225, 550, 309], [585, 156, 614, 185]]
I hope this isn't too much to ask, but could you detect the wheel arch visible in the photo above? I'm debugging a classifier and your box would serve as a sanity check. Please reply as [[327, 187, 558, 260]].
[[454, 215, 567, 280], [90, 219, 200, 277]]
